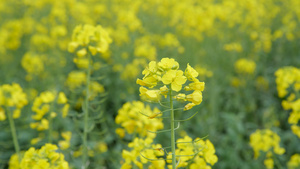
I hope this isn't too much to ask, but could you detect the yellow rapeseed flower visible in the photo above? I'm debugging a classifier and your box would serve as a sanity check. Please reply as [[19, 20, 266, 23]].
[[9, 143, 69, 169], [235, 58, 256, 75], [0, 83, 28, 121]]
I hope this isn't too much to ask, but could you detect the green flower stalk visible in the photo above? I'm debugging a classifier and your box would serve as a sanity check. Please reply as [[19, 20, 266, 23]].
[[7, 107, 21, 160], [82, 53, 91, 168], [169, 86, 176, 168]]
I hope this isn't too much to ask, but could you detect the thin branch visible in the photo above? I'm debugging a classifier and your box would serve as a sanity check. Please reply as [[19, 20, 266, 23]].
[[89, 105, 101, 113], [175, 135, 209, 145], [147, 122, 180, 133], [176, 158, 181, 167], [139, 152, 167, 161], [174, 111, 198, 122], [90, 76, 105, 81], [175, 149, 203, 157], [90, 97, 107, 105], [89, 128, 107, 136]]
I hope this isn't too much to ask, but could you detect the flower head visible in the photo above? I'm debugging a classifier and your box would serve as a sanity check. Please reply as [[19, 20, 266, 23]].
[[9, 143, 70, 169], [0, 83, 28, 121], [137, 58, 205, 111]]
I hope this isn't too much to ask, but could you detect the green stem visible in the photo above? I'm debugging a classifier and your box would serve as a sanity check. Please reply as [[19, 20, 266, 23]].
[[82, 54, 91, 169], [6, 107, 21, 161], [169, 85, 176, 169], [48, 101, 56, 143], [48, 103, 54, 143], [294, 90, 300, 99], [48, 116, 52, 143]]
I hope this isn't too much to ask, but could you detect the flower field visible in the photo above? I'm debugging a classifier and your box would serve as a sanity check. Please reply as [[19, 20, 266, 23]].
[[0, 0, 300, 168]]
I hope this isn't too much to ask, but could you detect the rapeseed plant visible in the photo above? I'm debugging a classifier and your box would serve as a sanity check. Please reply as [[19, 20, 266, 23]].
[[0, 83, 28, 160], [250, 129, 285, 169], [136, 57, 216, 168], [275, 67, 300, 137], [67, 24, 111, 169], [288, 154, 300, 169]]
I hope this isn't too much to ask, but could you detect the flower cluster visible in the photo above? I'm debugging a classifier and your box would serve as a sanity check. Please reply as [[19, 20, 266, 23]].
[[194, 65, 213, 80], [134, 36, 157, 61], [121, 137, 165, 169], [58, 131, 72, 150], [0, 83, 28, 121], [250, 129, 285, 169], [30, 133, 44, 145], [89, 81, 105, 100], [30, 91, 69, 131], [231, 58, 256, 88], [120, 58, 147, 80], [231, 77, 246, 88], [9, 143, 69, 169], [65, 71, 87, 90], [166, 135, 218, 169], [68, 24, 112, 69], [115, 101, 164, 138], [234, 58, 256, 75], [275, 67, 300, 138], [256, 76, 269, 91], [156, 33, 183, 52], [21, 52, 45, 81], [275, 67, 300, 98], [96, 142, 108, 154], [137, 58, 205, 111], [288, 154, 300, 169], [120, 135, 218, 169], [224, 42, 243, 52]]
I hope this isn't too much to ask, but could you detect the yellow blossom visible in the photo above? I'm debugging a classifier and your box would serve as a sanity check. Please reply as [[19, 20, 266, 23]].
[[264, 158, 274, 169], [235, 58, 256, 75], [57, 92, 68, 104], [185, 80, 205, 91], [250, 129, 285, 159], [185, 63, 199, 81], [186, 90, 203, 105], [9, 143, 69, 169], [116, 128, 126, 138], [158, 58, 179, 71], [162, 70, 187, 92], [288, 154, 300, 169]]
